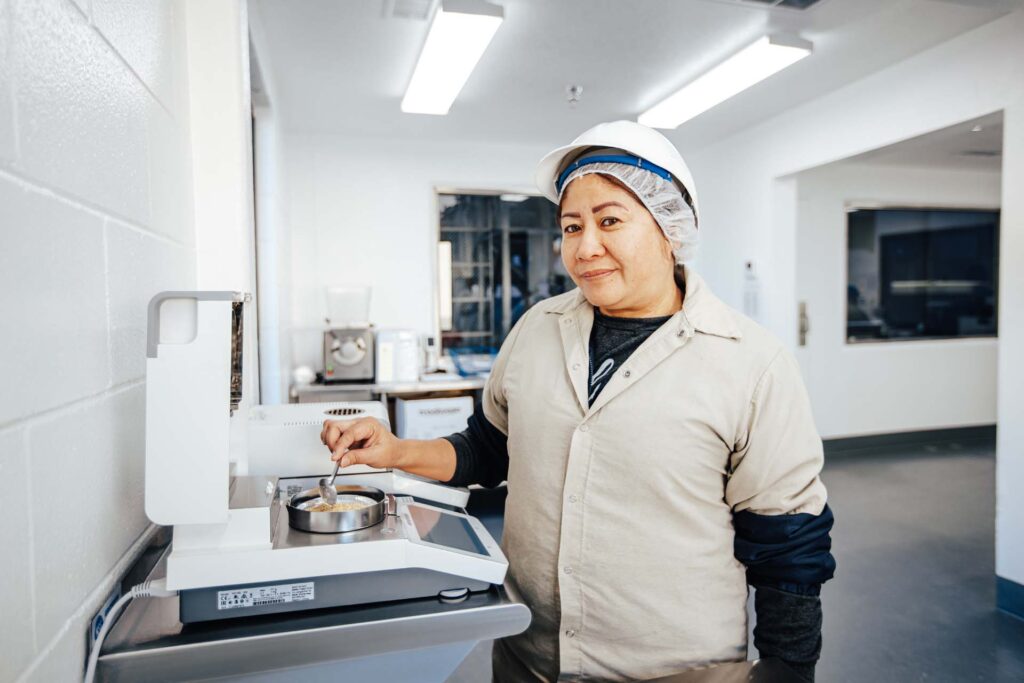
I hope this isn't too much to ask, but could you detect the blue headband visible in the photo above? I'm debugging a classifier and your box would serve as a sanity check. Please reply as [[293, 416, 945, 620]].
[[555, 154, 673, 196]]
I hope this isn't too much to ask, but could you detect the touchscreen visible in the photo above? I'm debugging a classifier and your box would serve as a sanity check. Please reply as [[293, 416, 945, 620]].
[[408, 505, 488, 556]]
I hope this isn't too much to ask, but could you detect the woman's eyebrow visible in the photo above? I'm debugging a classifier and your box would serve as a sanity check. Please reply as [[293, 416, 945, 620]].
[[560, 201, 629, 220], [592, 201, 629, 213]]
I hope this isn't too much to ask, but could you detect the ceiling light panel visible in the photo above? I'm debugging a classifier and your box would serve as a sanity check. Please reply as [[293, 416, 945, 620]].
[[639, 34, 812, 129], [401, 0, 504, 115]]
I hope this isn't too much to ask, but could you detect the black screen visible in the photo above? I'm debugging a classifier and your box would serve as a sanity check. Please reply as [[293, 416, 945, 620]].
[[408, 505, 488, 556]]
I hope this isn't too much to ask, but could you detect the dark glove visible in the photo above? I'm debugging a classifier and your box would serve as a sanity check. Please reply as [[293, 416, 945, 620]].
[[779, 658, 815, 682], [753, 584, 822, 683]]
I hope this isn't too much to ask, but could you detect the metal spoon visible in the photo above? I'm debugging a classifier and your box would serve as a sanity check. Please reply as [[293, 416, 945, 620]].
[[318, 461, 341, 506]]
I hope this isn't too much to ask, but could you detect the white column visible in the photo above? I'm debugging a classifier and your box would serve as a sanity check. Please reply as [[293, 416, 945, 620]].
[[183, 0, 259, 401], [185, 0, 256, 293], [996, 101, 1024, 613]]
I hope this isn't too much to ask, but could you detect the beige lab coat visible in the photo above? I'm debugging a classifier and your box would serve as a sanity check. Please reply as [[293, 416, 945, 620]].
[[484, 267, 828, 682]]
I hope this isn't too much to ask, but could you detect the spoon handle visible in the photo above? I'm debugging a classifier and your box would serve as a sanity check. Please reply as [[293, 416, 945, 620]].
[[327, 461, 341, 486]]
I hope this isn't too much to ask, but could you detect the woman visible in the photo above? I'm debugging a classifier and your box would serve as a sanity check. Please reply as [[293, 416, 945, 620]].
[[321, 121, 835, 682]]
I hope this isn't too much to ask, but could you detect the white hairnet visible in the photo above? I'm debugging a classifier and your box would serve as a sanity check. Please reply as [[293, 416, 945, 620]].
[[558, 162, 698, 265]]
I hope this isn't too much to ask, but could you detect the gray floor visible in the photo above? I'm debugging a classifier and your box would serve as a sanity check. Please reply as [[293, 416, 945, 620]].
[[448, 435, 1024, 682]]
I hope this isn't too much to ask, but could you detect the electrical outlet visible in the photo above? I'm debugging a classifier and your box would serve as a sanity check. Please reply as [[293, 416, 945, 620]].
[[88, 585, 123, 652]]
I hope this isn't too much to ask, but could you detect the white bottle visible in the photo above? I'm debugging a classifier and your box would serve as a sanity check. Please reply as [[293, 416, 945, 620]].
[[376, 329, 420, 384]]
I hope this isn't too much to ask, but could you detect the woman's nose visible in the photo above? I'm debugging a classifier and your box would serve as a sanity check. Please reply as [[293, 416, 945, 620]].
[[576, 225, 605, 260]]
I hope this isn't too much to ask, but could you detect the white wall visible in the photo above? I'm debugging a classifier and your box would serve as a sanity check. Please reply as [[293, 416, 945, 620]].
[[284, 133, 549, 370], [186, 0, 255, 294], [250, 8, 292, 404], [682, 10, 1024, 591], [795, 162, 1001, 438], [0, 1, 195, 680]]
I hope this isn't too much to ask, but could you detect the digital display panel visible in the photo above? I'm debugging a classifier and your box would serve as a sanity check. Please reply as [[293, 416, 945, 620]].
[[408, 505, 488, 556]]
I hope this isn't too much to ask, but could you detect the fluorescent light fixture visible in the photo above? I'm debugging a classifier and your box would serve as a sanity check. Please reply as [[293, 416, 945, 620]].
[[639, 34, 812, 129], [402, 0, 504, 115]]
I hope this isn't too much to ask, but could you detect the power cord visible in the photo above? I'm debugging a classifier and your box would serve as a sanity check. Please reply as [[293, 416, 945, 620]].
[[83, 578, 178, 683]]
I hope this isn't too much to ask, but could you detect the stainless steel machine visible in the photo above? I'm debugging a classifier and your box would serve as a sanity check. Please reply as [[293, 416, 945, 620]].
[[322, 326, 375, 382]]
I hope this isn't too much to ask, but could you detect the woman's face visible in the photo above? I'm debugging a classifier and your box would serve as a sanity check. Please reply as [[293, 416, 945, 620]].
[[559, 173, 679, 317]]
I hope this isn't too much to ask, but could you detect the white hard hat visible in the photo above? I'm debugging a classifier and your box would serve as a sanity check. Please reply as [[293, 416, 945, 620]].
[[534, 120, 699, 220]]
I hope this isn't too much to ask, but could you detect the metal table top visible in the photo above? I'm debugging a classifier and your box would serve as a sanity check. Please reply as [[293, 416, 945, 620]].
[[293, 376, 485, 396], [97, 549, 529, 682]]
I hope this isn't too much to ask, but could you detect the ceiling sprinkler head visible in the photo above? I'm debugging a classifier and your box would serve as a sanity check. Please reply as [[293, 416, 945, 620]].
[[971, 124, 984, 133], [566, 84, 583, 108]]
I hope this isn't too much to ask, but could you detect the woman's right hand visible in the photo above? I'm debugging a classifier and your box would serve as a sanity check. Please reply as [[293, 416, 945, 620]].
[[320, 417, 401, 469]]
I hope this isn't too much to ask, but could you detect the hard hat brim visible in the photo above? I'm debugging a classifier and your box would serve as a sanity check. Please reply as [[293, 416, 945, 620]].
[[535, 142, 590, 204]]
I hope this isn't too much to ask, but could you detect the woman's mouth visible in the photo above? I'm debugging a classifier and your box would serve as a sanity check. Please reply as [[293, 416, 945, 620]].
[[580, 269, 615, 281]]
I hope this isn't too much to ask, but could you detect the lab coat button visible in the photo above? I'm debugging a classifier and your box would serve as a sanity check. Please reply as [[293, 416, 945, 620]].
[[564, 566, 573, 575], [565, 629, 576, 638], [568, 494, 578, 503], [573, 363, 580, 370], [623, 369, 631, 378], [579, 424, 589, 433]]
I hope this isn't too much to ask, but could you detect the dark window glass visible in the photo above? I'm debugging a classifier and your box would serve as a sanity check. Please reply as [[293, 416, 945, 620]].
[[847, 208, 999, 342]]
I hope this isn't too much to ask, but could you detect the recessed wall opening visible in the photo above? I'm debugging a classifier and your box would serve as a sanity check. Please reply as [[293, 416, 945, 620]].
[[792, 111, 1003, 440]]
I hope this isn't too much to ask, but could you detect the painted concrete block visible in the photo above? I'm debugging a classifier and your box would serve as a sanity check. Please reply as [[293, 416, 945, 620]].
[[28, 385, 148, 650], [21, 606, 89, 683], [0, 0, 16, 165], [0, 428, 36, 682], [0, 178, 108, 424], [106, 220, 194, 384], [12, 0, 150, 225], [147, 101, 195, 245], [66, 0, 86, 18], [92, 0, 176, 112]]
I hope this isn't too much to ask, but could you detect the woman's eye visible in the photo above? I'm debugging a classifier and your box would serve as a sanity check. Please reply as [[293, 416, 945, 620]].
[[601, 217, 620, 227], [563, 224, 581, 234]]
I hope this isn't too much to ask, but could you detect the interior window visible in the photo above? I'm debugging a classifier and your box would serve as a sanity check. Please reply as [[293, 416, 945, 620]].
[[846, 208, 999, 342]]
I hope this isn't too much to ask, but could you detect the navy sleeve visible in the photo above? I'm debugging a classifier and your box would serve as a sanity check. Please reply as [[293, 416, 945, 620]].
[[441, 399, 509, 488], [733, 504, 836, 595]]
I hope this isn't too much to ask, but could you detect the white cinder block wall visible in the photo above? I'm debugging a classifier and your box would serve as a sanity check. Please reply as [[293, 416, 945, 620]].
[[0, 1, 195, 680]]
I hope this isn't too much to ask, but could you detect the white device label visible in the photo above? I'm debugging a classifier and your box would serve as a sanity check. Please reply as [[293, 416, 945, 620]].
[[217, 582, 315, 610]]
